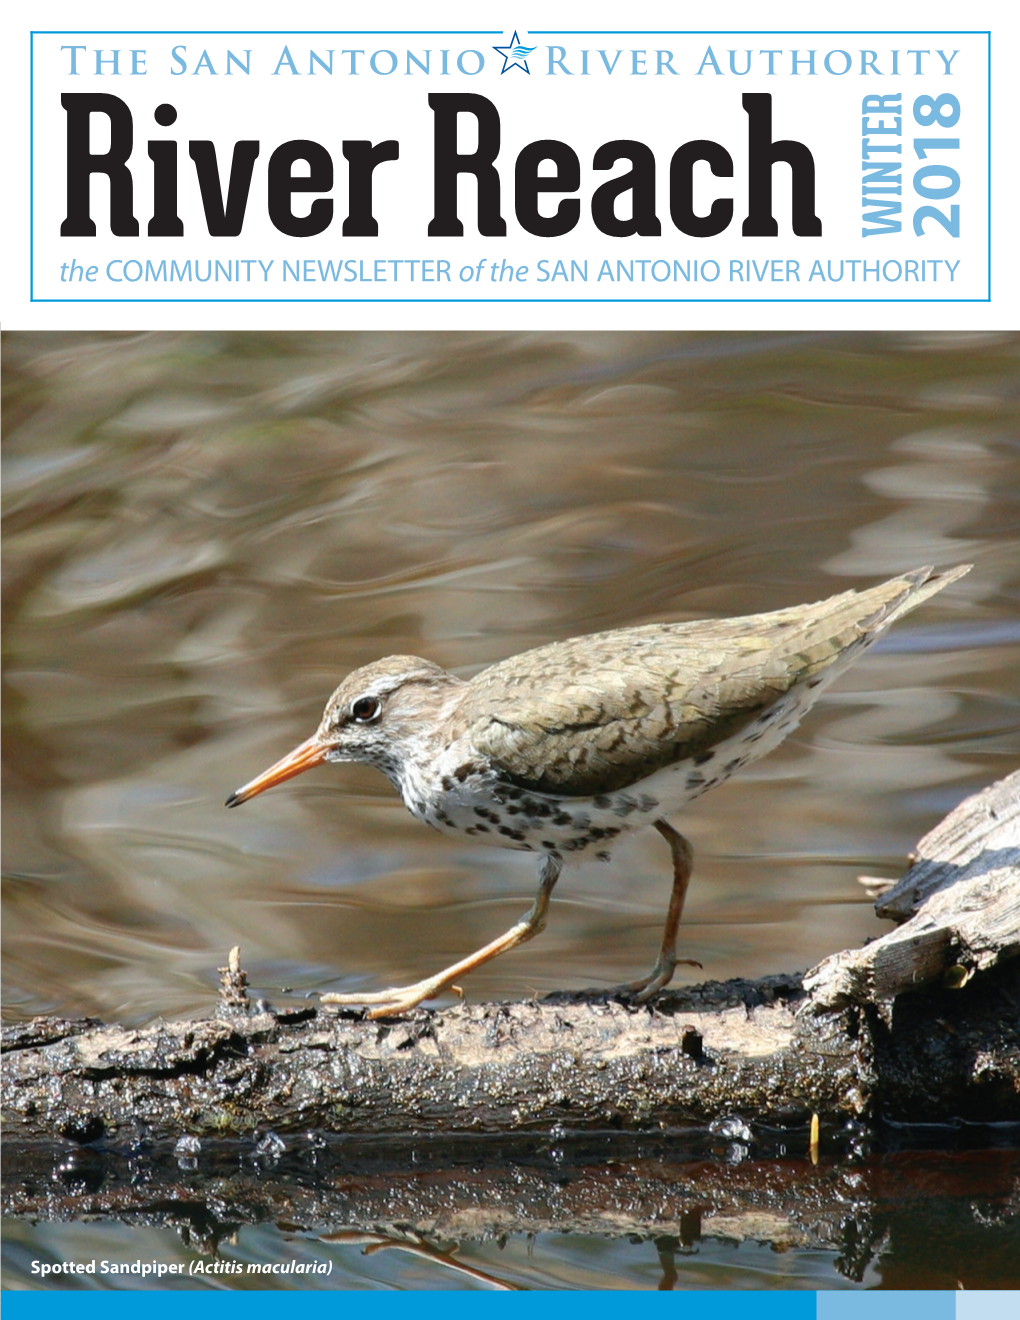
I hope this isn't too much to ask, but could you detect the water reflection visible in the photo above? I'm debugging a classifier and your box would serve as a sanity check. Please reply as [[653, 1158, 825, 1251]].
[[4, 1136, 1019, 1290], [3, 331, 1018, 1030]]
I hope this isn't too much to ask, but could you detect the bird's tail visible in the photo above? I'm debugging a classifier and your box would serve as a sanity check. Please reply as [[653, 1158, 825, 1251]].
[[752, 563, 973, 688], [853, 563, 972, 635]]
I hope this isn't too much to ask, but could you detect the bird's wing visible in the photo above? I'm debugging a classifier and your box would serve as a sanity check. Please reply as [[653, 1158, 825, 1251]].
[[458, 567, 968, 798], [462, 630, 787, 796]]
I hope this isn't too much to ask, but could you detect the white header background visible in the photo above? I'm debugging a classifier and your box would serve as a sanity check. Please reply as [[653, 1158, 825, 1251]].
[[2, 0, 1017, 330]]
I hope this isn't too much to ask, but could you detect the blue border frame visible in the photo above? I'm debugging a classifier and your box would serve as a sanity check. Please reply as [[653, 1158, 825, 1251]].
[[28, 28, 992, 305]]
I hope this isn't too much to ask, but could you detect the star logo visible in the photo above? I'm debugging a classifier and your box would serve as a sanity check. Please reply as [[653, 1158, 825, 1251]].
[[493, 30, 537, 75]]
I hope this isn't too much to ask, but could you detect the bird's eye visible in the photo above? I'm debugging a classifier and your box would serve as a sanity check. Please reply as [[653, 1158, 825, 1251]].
[[351, 696, 380, 722]]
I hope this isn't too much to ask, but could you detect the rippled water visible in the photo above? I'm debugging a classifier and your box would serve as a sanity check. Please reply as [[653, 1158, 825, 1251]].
[[3, 330, 1019, 1289]]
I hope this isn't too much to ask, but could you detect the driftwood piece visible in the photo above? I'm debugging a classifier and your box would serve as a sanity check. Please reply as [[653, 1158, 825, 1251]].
[[3, 775, 1018, 1150], [806, 770, 1020, 1010], [2, 955, 1017, 1148]]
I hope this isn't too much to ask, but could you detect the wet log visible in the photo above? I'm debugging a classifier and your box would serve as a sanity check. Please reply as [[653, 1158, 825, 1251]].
[[3, 774, 1018, 1148]]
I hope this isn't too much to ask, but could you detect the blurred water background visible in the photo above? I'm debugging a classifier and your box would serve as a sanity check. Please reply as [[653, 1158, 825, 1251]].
[[2, 329, 1019, 1289]]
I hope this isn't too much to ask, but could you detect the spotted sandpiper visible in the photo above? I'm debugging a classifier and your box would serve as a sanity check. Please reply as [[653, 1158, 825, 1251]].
[[227, 565, 970, 1017]]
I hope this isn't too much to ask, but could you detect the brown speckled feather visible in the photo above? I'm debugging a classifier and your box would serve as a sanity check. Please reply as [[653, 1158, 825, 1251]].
[[456, 566, 969, 796]]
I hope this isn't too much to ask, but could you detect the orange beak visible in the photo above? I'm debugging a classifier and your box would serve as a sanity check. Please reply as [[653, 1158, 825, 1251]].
[[225, 735, 331, 808]]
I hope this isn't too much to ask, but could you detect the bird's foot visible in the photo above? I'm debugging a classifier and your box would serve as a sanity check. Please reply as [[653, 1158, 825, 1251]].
[[616, 955, 702, 1004], [321, 976, 461, 1019]]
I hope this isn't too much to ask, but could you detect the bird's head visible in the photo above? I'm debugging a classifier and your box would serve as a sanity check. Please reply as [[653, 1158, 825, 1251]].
[[225, 656, 463, 807]]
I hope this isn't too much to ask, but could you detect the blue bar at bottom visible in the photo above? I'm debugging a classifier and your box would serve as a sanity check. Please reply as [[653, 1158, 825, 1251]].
[[818, 1292, 955, 1320], [1, 1291, 818, 1317], [956, 1296, 1020, 1320], [9, 1290, 1020, 1317]]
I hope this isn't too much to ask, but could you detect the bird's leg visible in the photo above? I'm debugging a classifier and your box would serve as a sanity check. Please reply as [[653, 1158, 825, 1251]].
[[321, 855, 562, 1019], [623, 819, 700, 1002]]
